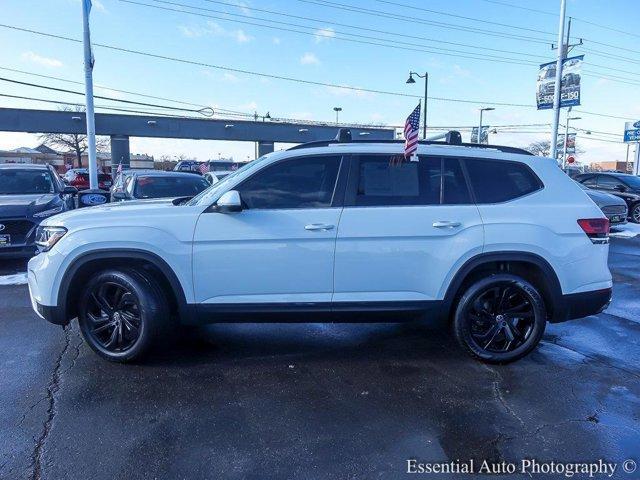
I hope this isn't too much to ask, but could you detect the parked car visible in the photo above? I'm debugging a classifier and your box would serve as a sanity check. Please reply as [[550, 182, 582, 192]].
[[28, 131, 611, 364], [0, 164, 76, 258], [173, 160, 205, 175], [63, 168, 113, 190], [576, 182, 627, 226], [575, 172, 640, 223], [111, 170, 210, 201], [109, 169, 154, 201]]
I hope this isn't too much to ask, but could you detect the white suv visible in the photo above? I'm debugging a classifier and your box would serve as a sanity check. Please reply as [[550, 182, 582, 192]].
[[28, 131, 612, 363]]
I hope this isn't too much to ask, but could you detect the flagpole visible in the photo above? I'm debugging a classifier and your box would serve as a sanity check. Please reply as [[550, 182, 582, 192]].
[[82, 0, 98, 190]]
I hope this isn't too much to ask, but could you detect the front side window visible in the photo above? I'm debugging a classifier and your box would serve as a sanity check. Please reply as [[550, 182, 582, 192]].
[[580, 175, 597, 187], [464, 158, 542, 203], [349, 155, 470, 206], [237, 155, 341, 209], [597, 175, 623, 189]]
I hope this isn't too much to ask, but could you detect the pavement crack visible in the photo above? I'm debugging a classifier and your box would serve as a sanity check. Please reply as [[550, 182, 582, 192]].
[[484, 365, 526, 428], [28, 325, 72, 480]]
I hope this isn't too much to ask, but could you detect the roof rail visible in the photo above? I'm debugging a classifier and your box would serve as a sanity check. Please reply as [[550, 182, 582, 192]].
[[287, 129, 532, 155]]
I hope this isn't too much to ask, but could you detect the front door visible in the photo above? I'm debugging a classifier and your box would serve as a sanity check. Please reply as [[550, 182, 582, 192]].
[[192, 154, 345, 309], [333, 154, 484, 306]]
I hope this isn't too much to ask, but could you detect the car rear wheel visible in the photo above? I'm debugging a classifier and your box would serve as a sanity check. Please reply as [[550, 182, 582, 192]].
[[77, 269, 170, 363], [453, 274, 546, 364], [631, 204, 640, 224]]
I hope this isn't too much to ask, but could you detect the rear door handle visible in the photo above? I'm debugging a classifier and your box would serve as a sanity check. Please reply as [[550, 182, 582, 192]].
[[432, 221, 462, 228], [305, 223, 335, 231]]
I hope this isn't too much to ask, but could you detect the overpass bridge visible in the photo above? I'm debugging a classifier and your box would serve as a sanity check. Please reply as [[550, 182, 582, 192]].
[[0, 108, 396, 169]]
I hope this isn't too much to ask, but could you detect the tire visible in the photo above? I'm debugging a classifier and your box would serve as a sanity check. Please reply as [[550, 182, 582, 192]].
[[453, 274, 547, 364], [631, 203, 640, 224], [77, 269, 170, 363]]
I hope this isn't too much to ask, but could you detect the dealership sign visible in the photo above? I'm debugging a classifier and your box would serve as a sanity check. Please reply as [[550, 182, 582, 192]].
[[536, 55, 583, 110], [624, 121, 640, 142], [556, 133, 576, 154]]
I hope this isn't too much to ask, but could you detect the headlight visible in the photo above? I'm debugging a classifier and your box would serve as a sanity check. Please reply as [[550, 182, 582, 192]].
[[35, 226, 67, 251], [33, 205, 64, 218]]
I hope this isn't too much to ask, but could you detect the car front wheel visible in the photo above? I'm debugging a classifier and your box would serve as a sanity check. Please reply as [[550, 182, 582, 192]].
[[77, 269, 170, 362], [631, 203, 640, 224], [453, 274, 546, 364]]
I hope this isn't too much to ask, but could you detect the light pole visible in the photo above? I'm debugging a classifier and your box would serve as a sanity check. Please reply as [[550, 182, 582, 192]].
[[562, 108, 581, 168], [478, 107, 495, 144], [406, 71, 428, 139], [333, 107, 342, 124]]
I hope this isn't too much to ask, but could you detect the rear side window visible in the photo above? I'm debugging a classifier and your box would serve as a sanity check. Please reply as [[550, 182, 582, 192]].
[[349, 155, 470, 206], [464, 158, 542, 203]]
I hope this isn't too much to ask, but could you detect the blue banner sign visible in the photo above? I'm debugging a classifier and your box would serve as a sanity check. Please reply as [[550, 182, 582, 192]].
[[624, 121, 640, 142], [537, 55, 583, 110]]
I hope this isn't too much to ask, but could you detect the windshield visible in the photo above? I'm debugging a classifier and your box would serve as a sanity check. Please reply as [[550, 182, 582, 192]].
[[134, 175, 210, 199], [0, 169, 54, 195], [186, 156, 268, 206]]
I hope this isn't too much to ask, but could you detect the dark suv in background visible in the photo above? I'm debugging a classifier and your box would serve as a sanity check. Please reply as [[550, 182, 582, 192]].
[[575, 172, 640, 223], [0, 164, 77, 258]]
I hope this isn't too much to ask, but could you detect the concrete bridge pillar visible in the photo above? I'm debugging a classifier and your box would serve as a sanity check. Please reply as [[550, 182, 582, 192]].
[[257, 141, 274, 157], [110, 135, 130, 174]]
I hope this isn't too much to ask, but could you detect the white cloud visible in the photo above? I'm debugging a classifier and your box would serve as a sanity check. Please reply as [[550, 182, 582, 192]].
[[272, 37, 281, 45], [223, 72, 240, 82], [300, 52, 320, 65], [314, 27, 335, 43], [234, 30, 253, 43], [21, 51, 63, 68], [93, 0, 106, 12], [178, 21, 253, 43]]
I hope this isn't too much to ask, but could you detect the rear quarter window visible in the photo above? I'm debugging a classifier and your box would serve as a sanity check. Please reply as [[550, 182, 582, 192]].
[[464, 158, 542, 204]]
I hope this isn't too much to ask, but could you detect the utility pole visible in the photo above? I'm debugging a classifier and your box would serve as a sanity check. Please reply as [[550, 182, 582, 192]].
[[333, 107, 342, 124], [635, 143, 640, 176], [478, 107, 495, 144], [550, 0, 567, 160], [82, 0, 98, 190]]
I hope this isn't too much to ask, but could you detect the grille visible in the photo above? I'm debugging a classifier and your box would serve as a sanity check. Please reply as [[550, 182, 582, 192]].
[[0, 219, 35, 235], [602, 205, 627, 215]]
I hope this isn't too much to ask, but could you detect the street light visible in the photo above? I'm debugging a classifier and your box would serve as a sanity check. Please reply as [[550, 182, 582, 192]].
[[562, 108, 581, 168], [478, 107, 495, 144], [406, 71, 428, 139], [333, 107, 342, 124]]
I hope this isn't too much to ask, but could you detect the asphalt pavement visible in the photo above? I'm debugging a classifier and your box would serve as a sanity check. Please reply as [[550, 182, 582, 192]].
[[1, 239, 639, 480]]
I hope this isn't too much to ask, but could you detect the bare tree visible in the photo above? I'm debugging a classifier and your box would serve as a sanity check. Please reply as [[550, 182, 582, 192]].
[[526, 140, 551, 157], [39, 107, 109, 168]]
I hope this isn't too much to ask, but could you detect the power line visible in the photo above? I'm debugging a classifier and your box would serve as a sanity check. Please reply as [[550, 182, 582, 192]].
[[479, 0, 556, 17], [122, 0, 544, 66], [371, 0, 556, 36], [294, 0, 554, 44], [0, 23, 538, 108], [189, 0, 551, 60], [0, 76, 214, 115]]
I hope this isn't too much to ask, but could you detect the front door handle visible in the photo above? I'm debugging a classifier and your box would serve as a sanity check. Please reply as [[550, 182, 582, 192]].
[[305, 223, 335, 231], [432, 220, 462, 228]]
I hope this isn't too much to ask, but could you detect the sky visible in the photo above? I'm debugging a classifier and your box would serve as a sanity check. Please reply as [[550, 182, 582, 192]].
[[0, 0, 638, 164]]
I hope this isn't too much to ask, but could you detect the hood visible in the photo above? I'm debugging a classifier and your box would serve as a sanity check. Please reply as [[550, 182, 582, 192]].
[[0, 193, 60, 218], [40, 197, 182, 229], [585, 189, 627, 207]]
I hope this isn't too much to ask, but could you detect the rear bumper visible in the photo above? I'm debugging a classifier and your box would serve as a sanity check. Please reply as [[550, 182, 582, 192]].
[[552, 287, 612, 323]]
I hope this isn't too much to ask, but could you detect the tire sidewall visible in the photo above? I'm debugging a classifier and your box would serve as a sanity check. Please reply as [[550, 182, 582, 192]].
[[632, 204, 640, 224], [454, 274, 547, 364], [77, 269, 161, 362]]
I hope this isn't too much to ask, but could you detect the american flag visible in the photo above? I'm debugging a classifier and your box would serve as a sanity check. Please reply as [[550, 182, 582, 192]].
[[404, 103, 421, 158], [198, 161, 210, 175], [116, 162, 122, 176]]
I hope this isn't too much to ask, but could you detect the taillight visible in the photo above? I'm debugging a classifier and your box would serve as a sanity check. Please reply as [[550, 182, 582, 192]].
[[577, 218, 609, 244]]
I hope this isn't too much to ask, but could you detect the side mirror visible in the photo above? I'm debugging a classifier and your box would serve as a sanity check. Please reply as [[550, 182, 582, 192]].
[[112, 191, 127, 201], [62, 186, 78, 195], [216, 190, 242, 213], [614, 184, 626, 192]]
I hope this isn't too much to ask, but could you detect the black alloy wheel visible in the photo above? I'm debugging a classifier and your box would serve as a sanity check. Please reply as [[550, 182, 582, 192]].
[[453, 274, 546, 364], [632, 204, 640, 224], [78, 269, 170, 362]]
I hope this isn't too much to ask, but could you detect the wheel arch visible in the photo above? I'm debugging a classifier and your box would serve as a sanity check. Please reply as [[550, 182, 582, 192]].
[[57, 249, 193, 325], [442, 251, 563, 321]]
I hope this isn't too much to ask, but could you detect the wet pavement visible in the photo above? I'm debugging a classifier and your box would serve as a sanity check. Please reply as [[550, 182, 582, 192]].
[[0, 239, 639, 479]]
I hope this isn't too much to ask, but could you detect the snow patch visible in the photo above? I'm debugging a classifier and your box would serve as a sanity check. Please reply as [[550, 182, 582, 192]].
[[610, 223, 640, 238], [0, 273, 28, 286]]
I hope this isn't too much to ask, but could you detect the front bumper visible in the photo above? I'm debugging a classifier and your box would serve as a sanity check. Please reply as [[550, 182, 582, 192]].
[[552, 287, 612, 323], [28, 251, 70, 326]]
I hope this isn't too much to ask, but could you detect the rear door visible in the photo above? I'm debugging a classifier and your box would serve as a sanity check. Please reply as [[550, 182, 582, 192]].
[[332, 154, 483, 306]]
